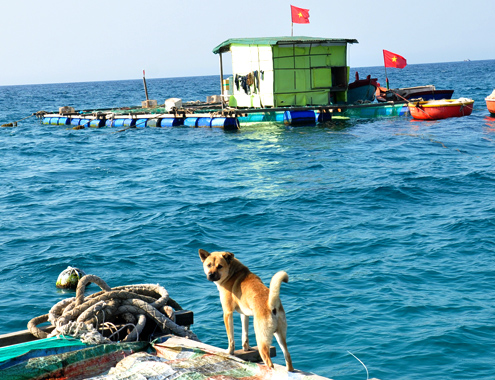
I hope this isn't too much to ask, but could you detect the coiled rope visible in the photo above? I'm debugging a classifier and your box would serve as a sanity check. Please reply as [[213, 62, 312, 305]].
[[27, 275, 198, 344]]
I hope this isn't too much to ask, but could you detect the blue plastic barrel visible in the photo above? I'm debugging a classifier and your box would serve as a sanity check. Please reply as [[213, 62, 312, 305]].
[[89, 119, 105, 128], [123, 119, 136, 127], [79, 119, 91, 127], [42, 117, 50, 125], [210, 117, 239, 130], [58, 117, 70, 125], [112, 119, 126, 128], [184, 117, 198, 127], [159, 118, 183, 127], [317, 112, 332, 123], [147, 119, 159, 128], [283, 111, 317, 126], [70, 118, 81, 126], [197, 117, 212, 127], [135, 119, 147, 128]]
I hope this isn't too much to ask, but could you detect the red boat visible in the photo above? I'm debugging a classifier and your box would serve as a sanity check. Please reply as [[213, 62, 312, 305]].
[[486, 98, 495, 115], [408, 98, 474, 120]]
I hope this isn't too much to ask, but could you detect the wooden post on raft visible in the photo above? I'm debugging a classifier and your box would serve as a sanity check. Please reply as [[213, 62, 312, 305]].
[[143, 70, 149, 101], [141, 70, 157, 108]]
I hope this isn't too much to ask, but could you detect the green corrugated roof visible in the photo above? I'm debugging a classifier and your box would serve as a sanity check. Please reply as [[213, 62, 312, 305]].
[[212, 36, 358, 54]]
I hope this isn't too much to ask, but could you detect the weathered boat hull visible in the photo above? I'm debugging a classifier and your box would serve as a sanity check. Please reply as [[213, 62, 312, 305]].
[[408, 99, 474, 120], [0, 336, 147, 380], [407, 89, 454, 101], [347, 84, 378, 104], [0, 332, 329, 380], [347, 74, 379, 104]]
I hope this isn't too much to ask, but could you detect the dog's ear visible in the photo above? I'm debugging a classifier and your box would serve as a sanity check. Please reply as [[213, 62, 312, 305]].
[[222, 251, 234, 264], [199, 249, 210, 262]]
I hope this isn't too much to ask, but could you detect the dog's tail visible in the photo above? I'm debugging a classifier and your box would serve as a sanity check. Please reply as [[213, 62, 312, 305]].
[[268, 271, 289, 310]]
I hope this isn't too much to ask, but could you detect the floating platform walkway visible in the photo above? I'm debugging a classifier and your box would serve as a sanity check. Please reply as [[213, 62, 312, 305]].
[[38, 100, 410, 131]]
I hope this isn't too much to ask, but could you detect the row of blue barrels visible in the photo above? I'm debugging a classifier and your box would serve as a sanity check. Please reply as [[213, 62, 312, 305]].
[[283, 110, 332, 126], [42, 116, 239, 129], [238, 110, 332, 125], [239, 113, 285, 123]]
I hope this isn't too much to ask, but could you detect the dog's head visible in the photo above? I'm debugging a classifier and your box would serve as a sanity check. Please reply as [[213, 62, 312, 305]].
[[199, 249, 234, 283]]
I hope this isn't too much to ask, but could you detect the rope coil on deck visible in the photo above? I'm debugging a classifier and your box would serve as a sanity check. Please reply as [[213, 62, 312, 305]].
[[27, 275, 198, 343]]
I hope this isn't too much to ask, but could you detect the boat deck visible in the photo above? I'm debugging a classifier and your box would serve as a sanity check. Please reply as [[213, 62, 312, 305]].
[[0, 331, 335, 380]]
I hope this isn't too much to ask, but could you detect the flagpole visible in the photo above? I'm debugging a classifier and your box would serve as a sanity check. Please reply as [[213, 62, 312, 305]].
[[385, 66, 389, 89], [291, 22, 293, 36], [383, 51, 389, 89]]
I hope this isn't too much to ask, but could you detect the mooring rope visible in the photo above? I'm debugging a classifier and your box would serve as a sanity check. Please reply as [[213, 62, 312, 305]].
[[1, 113, 36, 127], [27, 275, 198, 344]]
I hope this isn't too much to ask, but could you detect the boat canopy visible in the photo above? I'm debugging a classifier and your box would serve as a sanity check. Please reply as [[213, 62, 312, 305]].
[[212, 36, 358, 54]]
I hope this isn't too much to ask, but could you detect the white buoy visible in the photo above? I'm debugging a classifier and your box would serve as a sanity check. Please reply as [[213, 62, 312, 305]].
[[56, 266, 86, 289]]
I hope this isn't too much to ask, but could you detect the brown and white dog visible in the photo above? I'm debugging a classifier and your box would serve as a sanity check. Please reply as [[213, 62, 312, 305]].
[[199, 249, 294, 371]]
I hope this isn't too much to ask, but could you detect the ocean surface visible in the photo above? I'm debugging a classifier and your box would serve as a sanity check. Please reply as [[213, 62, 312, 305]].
[[1, 60, 495, 380]]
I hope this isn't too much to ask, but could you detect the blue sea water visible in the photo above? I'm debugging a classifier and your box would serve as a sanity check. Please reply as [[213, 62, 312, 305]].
[[1, 60, 495, 380]]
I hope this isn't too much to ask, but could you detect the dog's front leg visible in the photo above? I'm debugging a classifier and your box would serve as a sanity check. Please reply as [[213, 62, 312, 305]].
[[241, 314, 251, 351], [224, 312, 235, 354]]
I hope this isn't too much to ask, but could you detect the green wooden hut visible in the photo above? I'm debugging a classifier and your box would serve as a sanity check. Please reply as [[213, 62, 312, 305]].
[[212, 36, 358, 108]]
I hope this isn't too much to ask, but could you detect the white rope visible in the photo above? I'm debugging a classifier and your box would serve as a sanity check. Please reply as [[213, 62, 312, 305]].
[[348, 351, 369, 380], [48, 320, 112, 344]]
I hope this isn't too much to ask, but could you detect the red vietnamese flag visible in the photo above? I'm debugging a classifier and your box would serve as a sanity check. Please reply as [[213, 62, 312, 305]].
[[291, 5, 310, 24], [383, 50, 407, 69]]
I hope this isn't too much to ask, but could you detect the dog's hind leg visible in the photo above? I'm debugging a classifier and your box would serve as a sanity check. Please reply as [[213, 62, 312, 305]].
[[254, 317, 275, 369], [241, 314, 251, 351], [274, 331, 294, 371]]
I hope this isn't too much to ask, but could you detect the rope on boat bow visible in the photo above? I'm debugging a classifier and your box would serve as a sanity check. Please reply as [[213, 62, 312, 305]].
[[388, 90, 433, 119], [27, 274, 199, 344]]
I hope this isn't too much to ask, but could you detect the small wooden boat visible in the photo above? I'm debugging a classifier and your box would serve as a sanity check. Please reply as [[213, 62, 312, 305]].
[[376, 85, 454, 102], [408, 98, 474, 120], [347, 72, 380, 104], [485, 90, 495, 115]]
